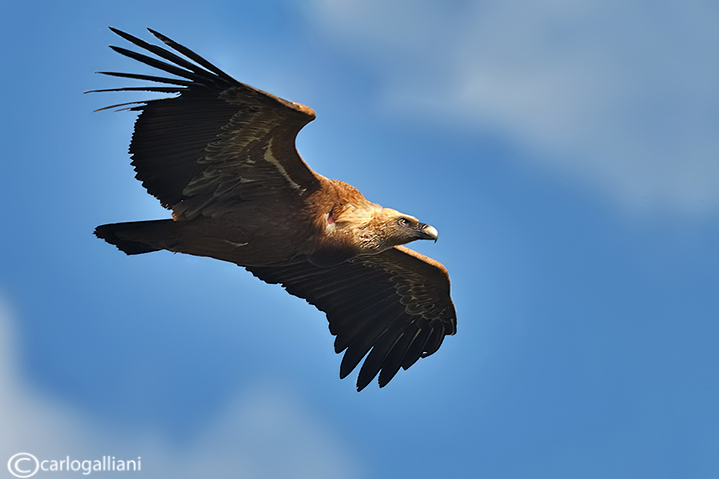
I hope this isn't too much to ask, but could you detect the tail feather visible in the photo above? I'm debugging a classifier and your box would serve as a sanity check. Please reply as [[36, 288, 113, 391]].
[[94, 219, 177, 255]]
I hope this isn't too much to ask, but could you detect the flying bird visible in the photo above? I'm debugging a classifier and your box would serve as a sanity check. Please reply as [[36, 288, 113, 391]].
[[90, 27, 456, 391]]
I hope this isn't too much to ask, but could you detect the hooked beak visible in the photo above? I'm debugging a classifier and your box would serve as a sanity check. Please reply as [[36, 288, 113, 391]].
[[418, 224, 439, 242]]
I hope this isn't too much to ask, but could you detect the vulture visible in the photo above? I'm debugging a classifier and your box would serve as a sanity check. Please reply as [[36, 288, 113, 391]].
[[91, 27, 456, 391]]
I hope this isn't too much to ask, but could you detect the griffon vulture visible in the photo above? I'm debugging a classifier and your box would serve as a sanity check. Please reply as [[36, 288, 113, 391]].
[[91, 28, 456, 391]]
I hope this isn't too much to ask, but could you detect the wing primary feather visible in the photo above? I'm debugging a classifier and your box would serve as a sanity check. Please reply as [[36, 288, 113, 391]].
[[401, 327, 432, 370], [109, 27, 216, 79], [108, 46, 201, 82], [147, 28, 237, 82], [87, 86, 183, 93], [377, 331, 418, 388], [356, 328, 404, 391], [422, 326, 446, 357], [90, 98, 168, 112], [340, 325, 385, 379], [339, 313, 404, 379], [96, 71, 194, 86]]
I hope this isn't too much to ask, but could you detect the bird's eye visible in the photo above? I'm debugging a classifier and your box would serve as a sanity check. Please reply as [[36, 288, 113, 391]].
[[398, 217, 410, 227]]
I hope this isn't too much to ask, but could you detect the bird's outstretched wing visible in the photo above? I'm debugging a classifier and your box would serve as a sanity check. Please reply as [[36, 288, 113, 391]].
[[247, 245, 456, 391], [88, 27, 321, 219]]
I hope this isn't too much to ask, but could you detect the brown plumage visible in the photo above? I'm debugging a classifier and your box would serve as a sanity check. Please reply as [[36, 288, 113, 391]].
[[91, 27, 456, 391]]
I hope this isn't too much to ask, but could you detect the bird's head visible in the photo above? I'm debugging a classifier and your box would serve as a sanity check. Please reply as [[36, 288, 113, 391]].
[[365, 208, 438, 250]]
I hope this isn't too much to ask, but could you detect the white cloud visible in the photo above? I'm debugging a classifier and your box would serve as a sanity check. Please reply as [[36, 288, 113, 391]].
[[0, 295, 360, 479], [306, 0, 719, 216]]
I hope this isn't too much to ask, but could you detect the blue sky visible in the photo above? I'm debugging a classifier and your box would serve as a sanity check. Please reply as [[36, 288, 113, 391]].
[[1, 1, 718, 478]]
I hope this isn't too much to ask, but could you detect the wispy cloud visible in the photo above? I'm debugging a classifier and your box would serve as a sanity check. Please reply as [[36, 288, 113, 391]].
[[306, 0, 719, 216], [0, 295, 360, 479]]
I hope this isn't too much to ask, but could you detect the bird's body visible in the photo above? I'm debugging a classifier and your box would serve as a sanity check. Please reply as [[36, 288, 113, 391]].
[[92, 28, 456, 391]]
